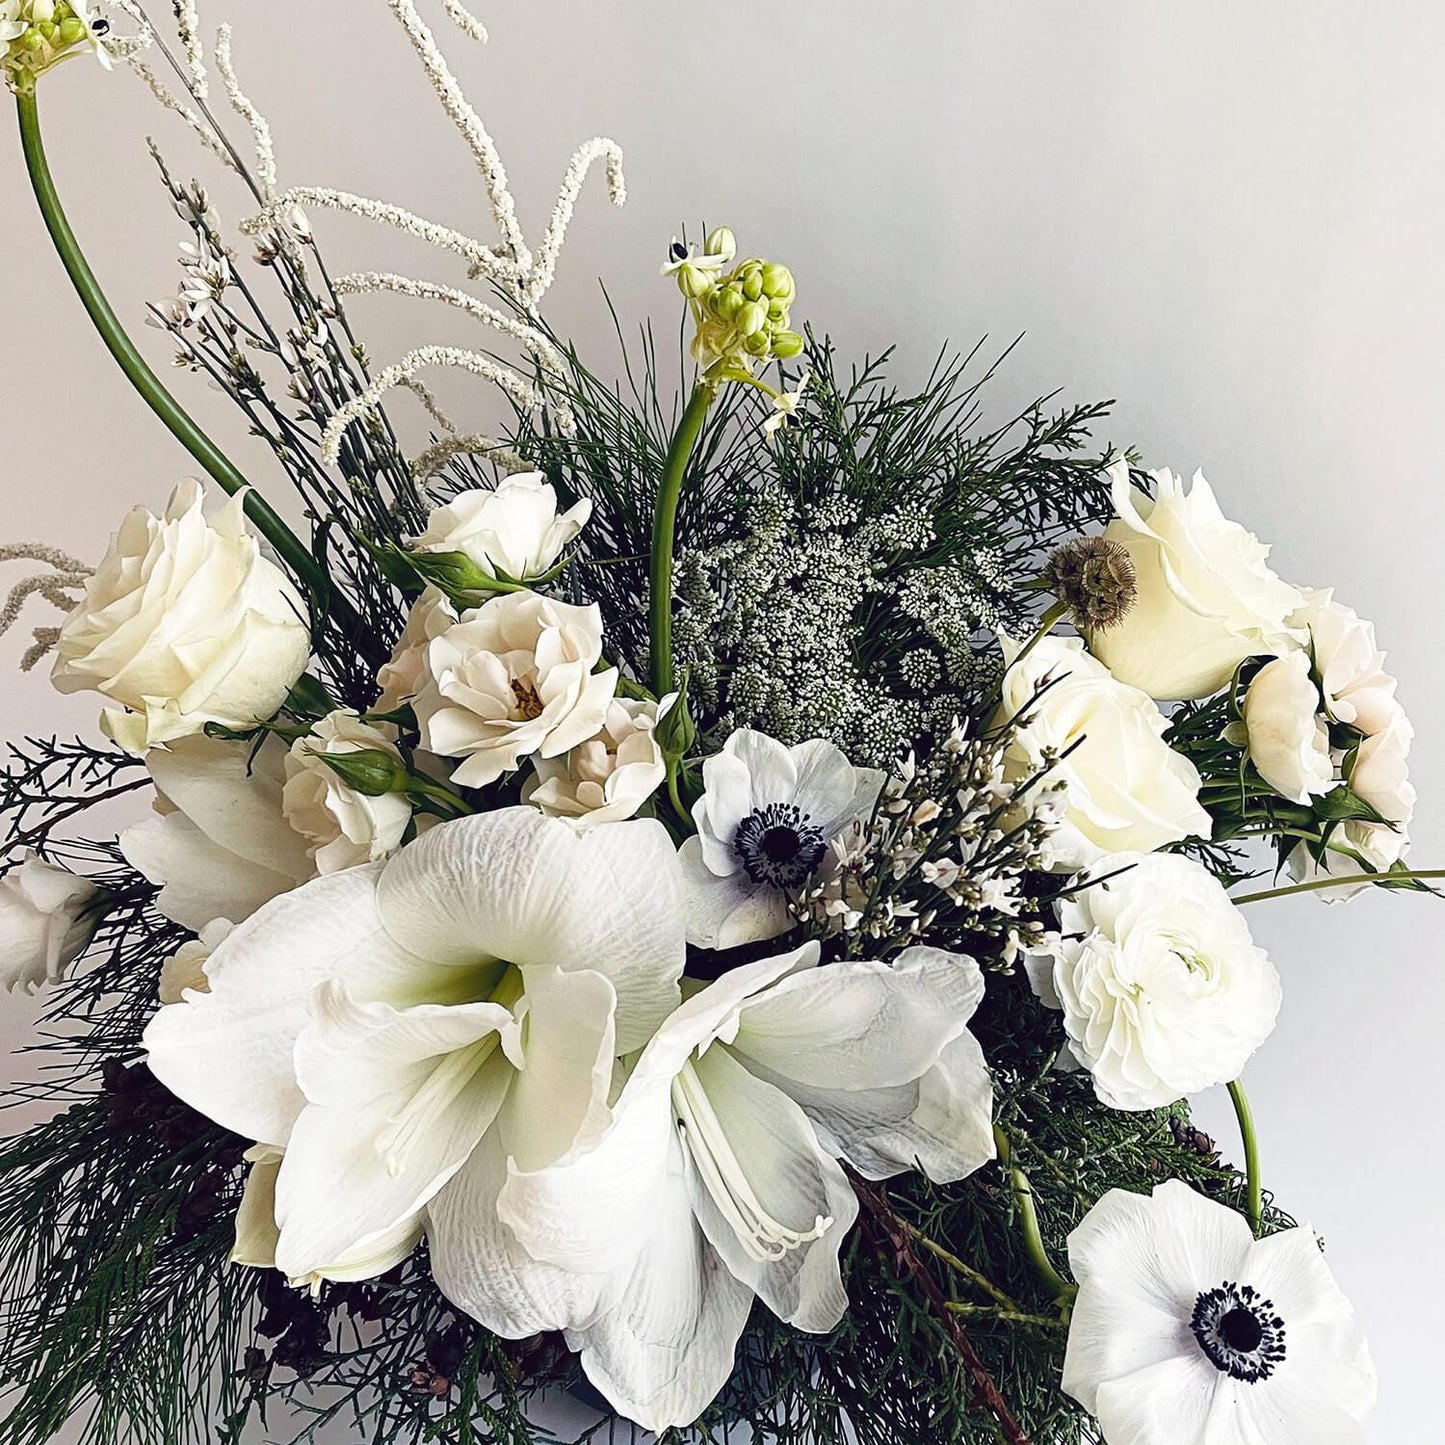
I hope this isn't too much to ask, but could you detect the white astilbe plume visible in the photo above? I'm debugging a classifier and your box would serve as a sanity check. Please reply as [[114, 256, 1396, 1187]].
[[0, 545, 92, 673], [399, 377, 459, 435], [438, 0, 488, 45], [320, 347, 542, 465], [409, 433, 528, 481], [214, 23, 274, 198], [173, 0, 208, 98]]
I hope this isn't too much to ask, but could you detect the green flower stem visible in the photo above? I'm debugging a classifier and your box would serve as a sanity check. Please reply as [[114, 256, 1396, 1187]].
[[1231, 868, 1445, 905], [1228, 1077, 1263, 1236], [993, 1125, 1076, 1307], [945, 1302, 1065, 1332], [15, 89, 370, 656], [649, 380, 716, 697], [894, 1216, 1023, 1313]]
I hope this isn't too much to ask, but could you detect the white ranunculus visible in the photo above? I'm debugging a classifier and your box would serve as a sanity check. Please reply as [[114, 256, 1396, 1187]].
[[0, 853, 100, 993], [283, 711, 413, 874], [677, 729, 884, 950], [1089, 462, 1306, 701], [1027, 854, 1281, 1111], [157, 918, 232, 1005], [523, 696, 670, 827], [1063, 1181, 1376, 1444], [414, 591, 618, 789], [409, 473, 591, 582], [120, 734, 315, 931], [374, 586, 455, 712], [143, 807, 685, 1290], [998, 635, 1211, 871], [1240, 651, 1332, 804], [431, 942, 995, 1431], [51, 480, 312, 752], [1296, 588, 1402, 736]]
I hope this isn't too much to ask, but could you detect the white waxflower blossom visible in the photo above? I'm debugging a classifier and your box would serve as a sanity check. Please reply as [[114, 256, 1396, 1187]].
[[144, 808, 685, 1291], [1090, 462, 1305, 701], [409, 473, 590, 582], [157, 919, 232, 1006], [0, 853, 100, 993], [1295, 588, 1403, 736], [432, 942, 995, 1431], [283, 711, 413, 874], [523, 695, 671, 827], [121, 734, 315, 932], [998, 634, 1211, 871], [677, 729, 884, 950], [374, 586, 455, 712], [1063, 1182, 1376, 1444], [414, 591, 618, 789], [1240, 651, 1332, 804], [1027, 854, 1281, 1111], [51, 480, 311, 753]]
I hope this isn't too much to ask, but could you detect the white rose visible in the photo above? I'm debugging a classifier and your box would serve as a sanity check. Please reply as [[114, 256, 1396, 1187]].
[[1348, 716, 1416, 825], [374, 586, 455, 712], [523, 695, 670, 827], [0, 853, 100, 993], [1027, 853, 1282, 1110], [51, 480, 312, 752], [998, 634, 1211, 871], [1090, 461, 1305, 700], [282, 711, 413, 873], [409, 472, 591, 582], [120, 733, 315, 931], [414, 590, 618, 789], [1240, 651, 1332, 804], [1295, 587, 1403, 736]]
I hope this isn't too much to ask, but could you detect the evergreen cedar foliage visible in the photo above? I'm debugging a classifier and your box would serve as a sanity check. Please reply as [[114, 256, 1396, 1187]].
[[0, 338, 1284, 1445]]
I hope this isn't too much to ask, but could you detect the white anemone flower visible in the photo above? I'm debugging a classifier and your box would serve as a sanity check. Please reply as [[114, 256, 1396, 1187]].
[[677, 730, 884, 950], [431, 942, 996, 1430], [143, 807, 685, 1290], [1063, 1182, 1376, 1444]]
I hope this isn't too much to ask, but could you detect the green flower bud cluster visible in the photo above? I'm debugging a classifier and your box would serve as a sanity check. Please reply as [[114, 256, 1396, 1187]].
[[668, 227, 803, 373], [4, 1, 108, 94]]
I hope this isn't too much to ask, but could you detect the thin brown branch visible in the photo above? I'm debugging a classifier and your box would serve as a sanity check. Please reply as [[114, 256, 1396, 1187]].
[[849, 1169, 1034, 1445]]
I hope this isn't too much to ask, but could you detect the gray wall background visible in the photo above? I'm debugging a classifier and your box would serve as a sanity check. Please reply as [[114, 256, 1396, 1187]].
[[2, 1, 1441, 1438]]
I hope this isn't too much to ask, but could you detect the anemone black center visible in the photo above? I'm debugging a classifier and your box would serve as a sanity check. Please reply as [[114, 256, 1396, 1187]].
[[733, 803, 827, 889], [1191, 1282, 1286, 1384]]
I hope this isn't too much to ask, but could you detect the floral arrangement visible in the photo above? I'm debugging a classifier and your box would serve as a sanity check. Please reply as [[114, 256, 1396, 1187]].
[[0, 6, 1430, 1445]]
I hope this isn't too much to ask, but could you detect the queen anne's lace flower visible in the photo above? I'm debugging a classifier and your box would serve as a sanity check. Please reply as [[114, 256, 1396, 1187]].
[[1063, 1182, 1376, 1444]]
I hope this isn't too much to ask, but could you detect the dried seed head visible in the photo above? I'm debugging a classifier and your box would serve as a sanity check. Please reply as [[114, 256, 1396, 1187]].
[[1046, 536, 1138, 631]]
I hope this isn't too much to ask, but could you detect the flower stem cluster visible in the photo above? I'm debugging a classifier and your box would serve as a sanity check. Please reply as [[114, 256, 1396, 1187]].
[[3, 0, 109, 94], [793, 718, 1064, 963]]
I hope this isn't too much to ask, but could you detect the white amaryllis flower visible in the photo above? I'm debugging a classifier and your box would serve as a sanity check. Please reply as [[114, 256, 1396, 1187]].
[[1239, 651, 1332, 805], [120, 734, 314, 932], [523, 695, 671, 827], [1063, 1181, 1376, 1444], [414, 591, 618, 789], [431, 942, 995, 1431], [409, 473, 590, 583], [677, 729, 884, 950], [143, 808, 684, 1290], [1089, 462, 1305, 701], [998, 634, 1211, 871], [0, 853, 100, 993], [374, 585, 455, 713], [51, 480, 311, 753], [1296, 588, 1403, 736], [283, 711, 413, 873], [1027, 854, 1281, 1111]]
